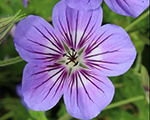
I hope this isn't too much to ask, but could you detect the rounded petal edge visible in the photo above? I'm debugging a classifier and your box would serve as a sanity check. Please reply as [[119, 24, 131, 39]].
[[63, 71, 115, 119]]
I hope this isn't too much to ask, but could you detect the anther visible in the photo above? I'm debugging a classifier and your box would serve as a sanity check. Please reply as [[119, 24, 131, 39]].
[[63, 48, 79, 67], [74, 61, 79, 66], [63, 53, 70, 57], [70, 48, 75, 51], [63, 53, 66, 57], [66, 60, 72, 65], [74, 52, 77, 57]]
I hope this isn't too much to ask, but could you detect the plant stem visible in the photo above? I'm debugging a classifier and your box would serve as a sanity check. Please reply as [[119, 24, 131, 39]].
[[0, 111, 13, 120], [114, 83, 123, 88], [0, 56, 23, 67], [58, 113, 71, 120], [125, 10, 149, 32], [58, 96, 144, 120], [134, 53, 142, 72], [104, 95, 144, 110]]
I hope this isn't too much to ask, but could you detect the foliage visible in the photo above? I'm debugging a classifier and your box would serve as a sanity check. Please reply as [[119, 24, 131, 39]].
[[0, 0, 149, 120]]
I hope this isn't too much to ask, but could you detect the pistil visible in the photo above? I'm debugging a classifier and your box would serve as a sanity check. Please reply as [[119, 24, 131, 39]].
[[63, 48, 79, 67]]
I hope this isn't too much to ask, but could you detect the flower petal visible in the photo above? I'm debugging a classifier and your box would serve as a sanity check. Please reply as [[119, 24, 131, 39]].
[[52, 0, 103, 49], [16, 84, 29, 110], [14, 15, 63, 64], [23, 0, 28, 7], [22, 63, 67, 111], [64, 70, 114, 119], [84, 24, 136, 76], [63, 0, 102, 10], [104, 0, 149, 17]]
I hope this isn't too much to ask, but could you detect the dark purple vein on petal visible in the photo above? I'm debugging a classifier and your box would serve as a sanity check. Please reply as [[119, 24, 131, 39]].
[[87, 62, 113, 71], [87, 60, 119, 64], [116, 0, 130, 7], [31, 66, 63, 77], [41, 24, 63, 50], [78, 23, 96, 48], [75, 72, 79, 107], [33, 57, 60, 63], [27, 38, 62, 54], [85, 50, 118, 58], [65, 9, 73, 47], [58, 18, 71, 45], [86, 31, 108, 54], [87, 0, 91, 4], [33, 25, 61, 51], [17, 45, 56, 56], [42, 68, 65, 101], [52, 71, 67, 99], [77, 15, 92, 48], [74, 11, 79, 48], [68, 73, 75, 102], [28, 50, 56, 56], [80, 70, 105, 94], [77, 72, 94, 103], [123, 0, 130, 6], [88, 33, 115, 54], [82, 23, 96, 42], [33, 56, 60, 60], [51, 31, 64, 50], [81, 70, 105, 84], [34, 67, 65, 90]]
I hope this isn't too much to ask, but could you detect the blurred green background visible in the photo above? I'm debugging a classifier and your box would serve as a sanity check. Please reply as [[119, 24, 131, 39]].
[[0, 0, 149, 120]]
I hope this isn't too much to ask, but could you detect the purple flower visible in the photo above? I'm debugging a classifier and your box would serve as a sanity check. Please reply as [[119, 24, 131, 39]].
[[10, 25, 16, 37], [23, 0, 28, 7], [14, 1, 136, 119], [64, 0, 103, 10], [64, 0, 149, 17], [16, 84, 29, 110], [104, 0, 149, 18]]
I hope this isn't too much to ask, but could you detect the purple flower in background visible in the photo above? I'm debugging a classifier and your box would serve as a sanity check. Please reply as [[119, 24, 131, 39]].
[[64, 0, 103, 10], [16, 84, 29, 110], [64, 0, 149, 17], [23, 0, 28, 7], [10, 25, 16, 37], [104, 0, 149, 18], [14, 1, 136, 119]]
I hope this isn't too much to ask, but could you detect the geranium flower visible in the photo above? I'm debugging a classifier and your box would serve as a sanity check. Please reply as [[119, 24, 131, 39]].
[[16, 84, 29, 110], [23, 0, 28, 7], [14, 1, 136, 119], [64, 0, 149, 17]]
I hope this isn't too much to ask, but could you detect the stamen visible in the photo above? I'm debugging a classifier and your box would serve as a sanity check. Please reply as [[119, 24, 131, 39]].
[[71, 48, 75, 52], [63, 47, 79, 67], [63, 53, 70, 57], [66, 60, 72, 65], [74, 61, 79, 66], [63, 53, 66, 57], [74, 52, 77, 57]]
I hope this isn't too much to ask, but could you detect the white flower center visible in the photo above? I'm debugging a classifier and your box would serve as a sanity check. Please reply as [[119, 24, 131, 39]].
[[57, 43, 88, 76]]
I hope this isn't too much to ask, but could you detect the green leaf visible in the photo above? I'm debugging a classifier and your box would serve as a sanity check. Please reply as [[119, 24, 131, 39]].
[[99, 72, 149, 120], [141, 65, 149, 89], [29, 110, 47, 120], [0, 10, 25, 43], [0, 56, 23, 67], [57, 104, 68, 118], [105, 109, 139, 120], [0, 98, 30, 120]]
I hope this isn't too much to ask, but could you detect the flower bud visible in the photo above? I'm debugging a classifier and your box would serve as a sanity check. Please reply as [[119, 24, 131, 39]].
[[0, 10, 25, 44]]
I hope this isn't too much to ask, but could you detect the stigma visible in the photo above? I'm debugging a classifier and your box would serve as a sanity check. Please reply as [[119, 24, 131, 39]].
[[63, 48, 79, 67]]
